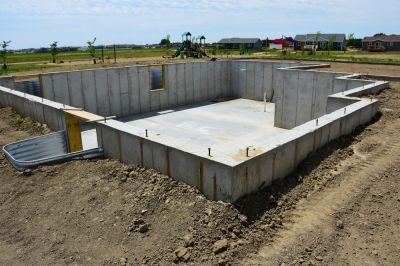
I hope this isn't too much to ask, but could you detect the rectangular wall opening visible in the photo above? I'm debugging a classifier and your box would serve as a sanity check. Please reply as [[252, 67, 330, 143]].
[[150, 65, 166, 91]]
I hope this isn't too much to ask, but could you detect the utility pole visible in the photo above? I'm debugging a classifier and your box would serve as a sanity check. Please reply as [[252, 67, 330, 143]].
[[113, 44, 117, 64]]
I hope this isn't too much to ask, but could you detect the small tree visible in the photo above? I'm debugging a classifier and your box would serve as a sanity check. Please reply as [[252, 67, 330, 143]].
[[346, 33, 354, 50], [165, 34, 171, 55], [313, 31, 321, 53], [50, 41, 59, 63], [327, 34, 336, 55], [239, 43, 246, 55], [1, 40, 11, 69], [87, 37, 97, 64]]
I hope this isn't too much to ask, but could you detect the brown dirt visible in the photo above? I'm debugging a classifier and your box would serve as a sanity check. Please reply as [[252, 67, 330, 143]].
[[314, 61, 400, 76], [0, 64, 400, 265]]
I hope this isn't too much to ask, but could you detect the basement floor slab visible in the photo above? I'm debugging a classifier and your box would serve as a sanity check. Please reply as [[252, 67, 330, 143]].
[[81, 99, 287, 164]]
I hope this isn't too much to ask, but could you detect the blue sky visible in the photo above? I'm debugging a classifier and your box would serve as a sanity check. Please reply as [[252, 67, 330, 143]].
[[0, 0, 399, 49]]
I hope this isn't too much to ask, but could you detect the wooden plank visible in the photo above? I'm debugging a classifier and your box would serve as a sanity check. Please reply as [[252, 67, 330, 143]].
[[65, 113, 83, 152], [63, 109, 104, 122]]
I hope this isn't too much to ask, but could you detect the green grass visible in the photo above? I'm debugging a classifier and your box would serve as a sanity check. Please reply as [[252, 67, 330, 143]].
[[2, 47, 400, 77]]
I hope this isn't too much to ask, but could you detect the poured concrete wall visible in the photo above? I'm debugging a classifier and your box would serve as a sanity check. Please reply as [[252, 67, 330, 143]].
[[274, 70, 379, 129], [95, 120, 235, 202], [231, 98, 379, 200], [230, 61, 302, 102], [1, 61, 390, 203], [40, 61, 231, 118], [0, 76, 14, 89], [0, 86, 69, 131]]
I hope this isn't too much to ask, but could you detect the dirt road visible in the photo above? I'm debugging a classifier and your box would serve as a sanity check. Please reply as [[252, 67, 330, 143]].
[[0, 63, 399, 265]]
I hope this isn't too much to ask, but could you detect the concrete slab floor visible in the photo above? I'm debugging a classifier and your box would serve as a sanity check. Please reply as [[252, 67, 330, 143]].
[[81, 99, 287, 162]]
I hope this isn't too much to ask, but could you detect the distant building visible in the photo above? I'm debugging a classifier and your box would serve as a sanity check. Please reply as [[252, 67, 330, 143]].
[[294, 34, 346, 51], [362, 35, 400, 51], [268, 37, 294, 49], [217, 38, 263, 50]]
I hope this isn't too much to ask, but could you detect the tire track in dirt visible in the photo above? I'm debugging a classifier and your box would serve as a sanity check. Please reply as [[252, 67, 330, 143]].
[[244, 120, 400, 265]]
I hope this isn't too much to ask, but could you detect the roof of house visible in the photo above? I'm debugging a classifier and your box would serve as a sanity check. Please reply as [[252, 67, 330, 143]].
[[218, 38, 261, 44], [363, 35, 400, 42], [294, 34, 346, 42]]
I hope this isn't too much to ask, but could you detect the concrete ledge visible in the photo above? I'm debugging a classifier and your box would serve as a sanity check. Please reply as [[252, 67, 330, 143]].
[[0, 85, 74, 131]]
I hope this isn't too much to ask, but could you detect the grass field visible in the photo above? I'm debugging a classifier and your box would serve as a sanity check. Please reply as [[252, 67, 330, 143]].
[[1, 47, 400, 76]]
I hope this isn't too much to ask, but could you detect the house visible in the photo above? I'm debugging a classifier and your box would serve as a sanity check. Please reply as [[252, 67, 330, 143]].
[[294, 34, 346, 51], [269, 39, 283, 50], [268, 37, 294, 49], [217, 38, 263, 50], [362, 34, 400, 52]]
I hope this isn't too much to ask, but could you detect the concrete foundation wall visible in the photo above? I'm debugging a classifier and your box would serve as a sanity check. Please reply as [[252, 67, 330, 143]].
[[0, 86, 70, 131], [231, 98, 379, 201], [40, 61, 231, 118], [274, 69, 380, 129], [1, 61, 390, 203], [95, 120, 235, 202], [0, 76, 14, 89], [230, 61, 302, 102]]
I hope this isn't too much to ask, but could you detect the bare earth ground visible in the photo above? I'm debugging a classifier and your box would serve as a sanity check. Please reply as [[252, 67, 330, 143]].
[[0, 62, 399, 265]]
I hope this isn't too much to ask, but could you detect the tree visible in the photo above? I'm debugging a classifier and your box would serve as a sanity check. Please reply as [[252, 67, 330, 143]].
[[165, 34, 171, 55], [87, 37, 97, 64], [239, 43, 246, 55], [327, 34, 336, 55], [50, 41, 59, 63], [346, 33, 362, 49], [1, 40, 11, 69], [313, 31, 321, 52], [374, 33, 386, 37]]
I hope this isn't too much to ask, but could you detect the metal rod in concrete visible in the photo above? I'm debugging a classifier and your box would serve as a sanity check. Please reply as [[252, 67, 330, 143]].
[[145, 129, 148, 137], [316, 119, 319, 126], [344, 107, 347, 114], [264, 92, 267, 112], [208, 148, 211, 157], [246, 147, 250, 157]]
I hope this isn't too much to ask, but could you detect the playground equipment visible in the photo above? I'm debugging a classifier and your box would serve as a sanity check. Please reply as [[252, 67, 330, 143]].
[[173, 32, 207, 58]]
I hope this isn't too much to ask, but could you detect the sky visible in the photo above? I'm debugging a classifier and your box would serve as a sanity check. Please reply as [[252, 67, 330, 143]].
[[0, 0, 399, 49]]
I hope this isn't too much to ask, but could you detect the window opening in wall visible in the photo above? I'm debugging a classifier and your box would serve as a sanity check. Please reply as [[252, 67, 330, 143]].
[[150, 65, 166, 91]]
